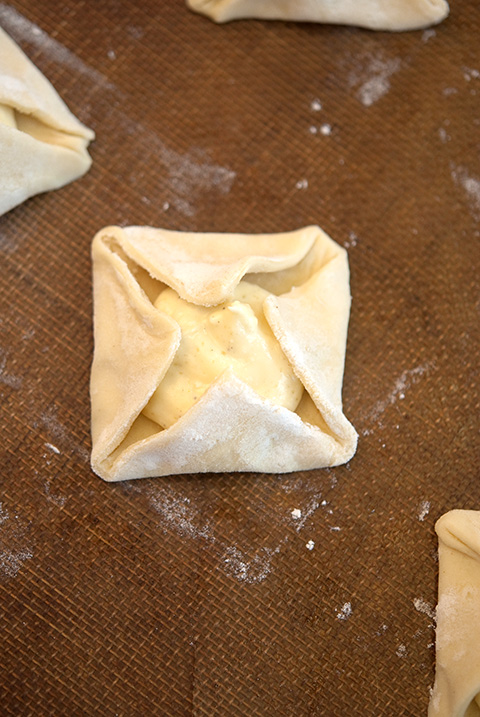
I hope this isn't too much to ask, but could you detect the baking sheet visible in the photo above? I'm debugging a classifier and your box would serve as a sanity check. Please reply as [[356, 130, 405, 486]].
[[1, 1, 479, 714]]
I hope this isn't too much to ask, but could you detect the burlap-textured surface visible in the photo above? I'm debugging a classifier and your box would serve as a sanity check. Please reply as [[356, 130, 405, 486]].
[[1, 1, 479, 714]]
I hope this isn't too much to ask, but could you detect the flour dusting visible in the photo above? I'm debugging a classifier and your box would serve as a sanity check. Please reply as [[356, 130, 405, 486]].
[[0, 350, 23, 390], [350, 53, 401, 107], [417, 500, 431, 522], [0, 503, 33, 579], [367, 363, 432, 424], [413, 597, 436, 622], [336, 602, 352, 620], [223, 545, 278, 584], [147, 485, 212, 541], [0, 4, 116, 91], [295, 178, 309, 190], [451, 164, 480, 218]]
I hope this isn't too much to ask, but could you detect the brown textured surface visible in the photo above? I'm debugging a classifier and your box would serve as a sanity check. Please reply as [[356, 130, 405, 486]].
[[0, 1, 479, 714]]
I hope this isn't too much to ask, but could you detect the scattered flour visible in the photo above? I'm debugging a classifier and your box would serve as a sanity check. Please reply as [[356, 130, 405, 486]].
[[463, 67, 480, 82], [310, 98, 322, 111], [344, 231, 358, 249], [223, 545, 279, 584], [291, 508, 302, 520], [44, 442, 60, 455], [320, 123, 332, 136], [0, 4, 116, 91], [417, 500, 431, 522], [438, 127, 450, 143], [422, 29, 436, 43], [336, 602, 352, 620], [366, 363, 432, 425], [413, 597, 436, 622], [295, 178, 309, 190], [451, 164, 480, 218], [350, 53, 402, 107], [40, 407, 89, 462], [306, 540, 315, 551], [0, 503, 33, 579], [396, 643, 408, 658], [0, 350, 23, 390], [146, 485, 212, 541]]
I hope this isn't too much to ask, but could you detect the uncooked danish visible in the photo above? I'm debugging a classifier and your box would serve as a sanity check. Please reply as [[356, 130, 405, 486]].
[[90, 224, 357, 481]]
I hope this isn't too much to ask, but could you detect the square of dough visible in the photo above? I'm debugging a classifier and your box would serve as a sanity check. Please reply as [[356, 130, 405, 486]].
[[186, 0, 449, 31], [0, 25, 94, 216], [429, 510, 480, 717], [90, 224, 358, 481]]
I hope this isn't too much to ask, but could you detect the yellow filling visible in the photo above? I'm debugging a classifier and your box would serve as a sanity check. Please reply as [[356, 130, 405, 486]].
[[143, 280, 303, 429], [0, 103, 16, 128]]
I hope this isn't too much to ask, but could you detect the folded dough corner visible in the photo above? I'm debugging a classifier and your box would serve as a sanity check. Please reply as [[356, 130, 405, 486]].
[[90, 225, 358, 481], [186, 0, 449, 31], [0, 25, 94, 216], [429, 510, 480, 717]]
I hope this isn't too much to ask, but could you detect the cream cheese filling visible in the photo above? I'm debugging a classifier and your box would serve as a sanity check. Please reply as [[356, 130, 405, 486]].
[[0, 102, 87, 151], [0, 103, 16, 127], [143, 280, 304, 429]]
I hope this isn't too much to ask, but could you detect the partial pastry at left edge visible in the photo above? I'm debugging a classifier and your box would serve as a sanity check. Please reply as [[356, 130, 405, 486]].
[[0, 25, 94, 216]]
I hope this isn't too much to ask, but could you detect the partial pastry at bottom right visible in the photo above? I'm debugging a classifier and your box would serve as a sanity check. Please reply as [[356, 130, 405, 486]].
[[429, 510, 480, 717]]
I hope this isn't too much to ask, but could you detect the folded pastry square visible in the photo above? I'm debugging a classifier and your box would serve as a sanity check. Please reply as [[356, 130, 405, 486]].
[[90, 224, 357, 481], [429, 510, 480, 717], [186, 0, 449, 31], [0, 25, 94, 216]]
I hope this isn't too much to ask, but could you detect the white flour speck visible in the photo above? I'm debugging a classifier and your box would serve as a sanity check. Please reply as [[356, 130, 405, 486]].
[[0, 503, 9, 525], [163, 201, 170, 211], [309, 125, 318, 135], [396, 644, 407, 658], [463, 67, 479, 82], [311, 98, 322, 111], [336, 602, 352, 620], [107, 49, 116, 60], [438, 127, 450, 142], [413, 597, 436, 622], [44, 443, 60, 455], [344, 231, 358, 249], [320, 123, 332, 136], [306, 540, 315, 551], [291, 508, 302, 520], [422, 29, 436, 43], [417, 501, 431, 522], [295, 179, 309, 190], [451, 164, 480, 217]]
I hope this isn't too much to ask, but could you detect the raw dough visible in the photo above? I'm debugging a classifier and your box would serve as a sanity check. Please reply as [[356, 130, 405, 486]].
[[0, 25, 94, 216], [90, 224, 358, 481], [429, 510, 480, 717], [186, 0, 449, 31]]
